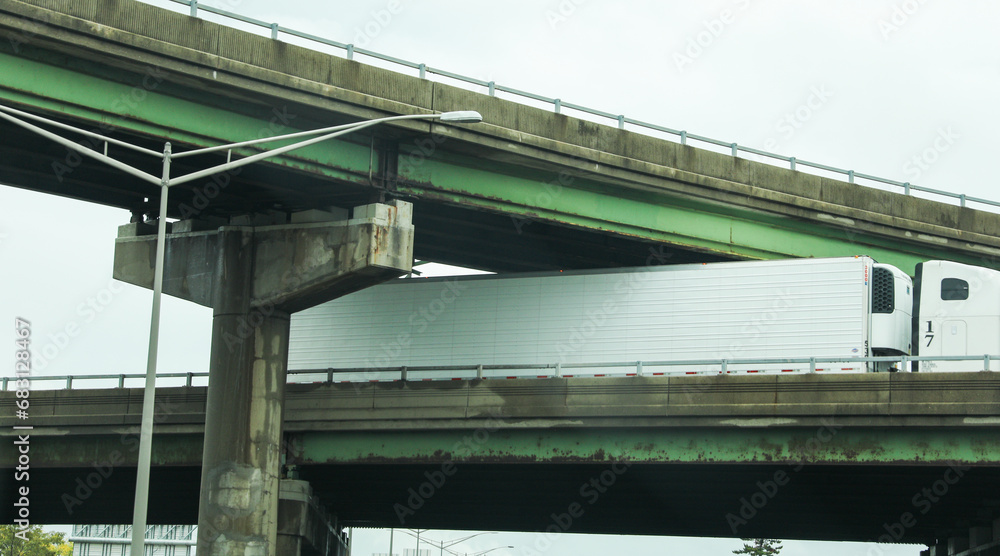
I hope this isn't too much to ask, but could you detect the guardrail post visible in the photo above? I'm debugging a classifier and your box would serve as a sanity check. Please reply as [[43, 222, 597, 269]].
[[400, 366, 408, 381], [848, 170, 855, 184], [119, 374, 126, 388], [904, 182, 910, 195], [960, 194, 967, 207], [680, 130, 687, 145], [346, 44, 354, 60], [636, 361, 643, 377], [488, 81, 495, 96], [554, 362, 561, 378], [809, 357, 816, 373], [721, 359, 728, 374], [2, 377, 7, 391], [476, 364, 483, 380], [617, 115, 625, 130], [731, 143, 738, 157], [900, 355, 908, 372], [790, 157, 796, 171], [189, 0, 198, 17], [66, 376, 73, 389], [270, 23, 278, 40], [326, 368, 334, 383], [418, 64, 426, 79], [985, 354, 991, 371], [186, 372, 194, 387], [554, 99, 561, 114]]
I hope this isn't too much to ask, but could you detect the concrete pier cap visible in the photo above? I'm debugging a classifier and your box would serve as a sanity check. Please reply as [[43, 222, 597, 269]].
[[113, 199, 414, 312]]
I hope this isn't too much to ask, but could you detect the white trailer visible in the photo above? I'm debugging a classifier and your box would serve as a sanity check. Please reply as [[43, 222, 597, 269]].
[[288, 256, 913, 380]]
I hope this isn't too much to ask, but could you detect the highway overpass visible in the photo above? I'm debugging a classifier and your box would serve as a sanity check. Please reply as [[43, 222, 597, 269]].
[[3, 1, 1000, 554], [3, 371, 1000, 552], [2, 0, 1000, 273]]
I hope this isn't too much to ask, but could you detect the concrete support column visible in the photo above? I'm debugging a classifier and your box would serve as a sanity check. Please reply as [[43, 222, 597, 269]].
[[197, 228, 290, 554], [278, 479, 347, 556], [114, 201, 414, 556]]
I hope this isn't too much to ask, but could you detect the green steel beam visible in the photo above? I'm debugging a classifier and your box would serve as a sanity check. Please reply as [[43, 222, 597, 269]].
[[291, 427, 1000, 466], [395, 151, 971, 273], [0, 41, 989, 272], [11, 427, 998, 469], [0, 45, 376, 186]]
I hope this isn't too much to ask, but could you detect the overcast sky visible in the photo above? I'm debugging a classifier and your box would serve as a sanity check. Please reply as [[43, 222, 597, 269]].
[[5, 0, 998, 554]]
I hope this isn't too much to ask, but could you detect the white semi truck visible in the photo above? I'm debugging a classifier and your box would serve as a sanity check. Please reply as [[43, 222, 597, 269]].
[[287, 256, 1000, 379]]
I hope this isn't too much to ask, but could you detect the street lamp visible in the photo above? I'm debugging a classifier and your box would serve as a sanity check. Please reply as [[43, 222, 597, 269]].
[[0, 102, 482, 554]]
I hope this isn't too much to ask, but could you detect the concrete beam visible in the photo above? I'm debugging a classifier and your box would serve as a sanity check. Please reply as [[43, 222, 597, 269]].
[[113, 201, 413, 311]]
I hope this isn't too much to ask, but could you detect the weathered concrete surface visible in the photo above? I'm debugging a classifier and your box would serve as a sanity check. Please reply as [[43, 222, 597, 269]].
[[113, 201, 414, 312], [277, 480, 345, 556], [6, 372, 1000, 464], [198, 231, 288, 554], [3, 0, 1000, 268], [3, 374, 1000, 544], [110, 201, 412, 555]]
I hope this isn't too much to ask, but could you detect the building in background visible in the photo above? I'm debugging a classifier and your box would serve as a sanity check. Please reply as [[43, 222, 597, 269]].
[[69, 525, 195, 556]]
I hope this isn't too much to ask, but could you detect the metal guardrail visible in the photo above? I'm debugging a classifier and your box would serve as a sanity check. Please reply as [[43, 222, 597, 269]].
[[4, 354, 996, 390], [160, 0, 1000, 211]]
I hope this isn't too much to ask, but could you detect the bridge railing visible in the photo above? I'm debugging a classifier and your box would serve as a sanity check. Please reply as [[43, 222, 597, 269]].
[[4, 354, 997, 391], [159, 0, 1000, 211]]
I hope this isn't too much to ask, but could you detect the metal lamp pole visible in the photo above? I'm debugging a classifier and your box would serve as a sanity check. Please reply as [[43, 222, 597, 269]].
[[0, 103, 481, 554]]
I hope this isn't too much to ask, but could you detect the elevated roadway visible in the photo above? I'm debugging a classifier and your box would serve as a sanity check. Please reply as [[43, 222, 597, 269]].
[[3, 372, 1000, 546], [3, 1, 1000, 553], [2, 0, 1000, 272]]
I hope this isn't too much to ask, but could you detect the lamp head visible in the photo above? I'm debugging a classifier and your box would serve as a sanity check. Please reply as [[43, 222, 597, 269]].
[[439, 110, 483, 123]]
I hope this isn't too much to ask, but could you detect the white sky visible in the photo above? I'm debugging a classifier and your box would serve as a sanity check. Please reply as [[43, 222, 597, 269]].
[[5, 0, 996, 553]]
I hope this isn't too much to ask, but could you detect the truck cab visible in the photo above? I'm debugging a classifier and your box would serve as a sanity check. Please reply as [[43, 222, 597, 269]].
[[914, 260, 1000, 371]]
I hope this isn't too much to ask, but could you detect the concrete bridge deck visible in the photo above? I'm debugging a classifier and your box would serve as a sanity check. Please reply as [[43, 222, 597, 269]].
[[3, 372, 999, 545], [2, 0, 1000, 272]]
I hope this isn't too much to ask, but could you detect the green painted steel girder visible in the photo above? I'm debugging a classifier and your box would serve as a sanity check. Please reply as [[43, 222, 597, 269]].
[[394, 151, 967, 273], [291, 427, 1000, 467], [0, 40, 989, 273], [0, 46, 376, 187], [11, 427, 998, 469]]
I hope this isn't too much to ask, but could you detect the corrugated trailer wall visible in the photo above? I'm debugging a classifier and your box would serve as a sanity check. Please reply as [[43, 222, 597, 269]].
[[288, 257, 874, 380]]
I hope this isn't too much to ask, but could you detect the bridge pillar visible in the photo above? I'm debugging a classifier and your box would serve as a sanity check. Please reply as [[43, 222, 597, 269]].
[[197, 226, 289, 553], [113, 201, 413, 555], [278, 479, 348, 556], [920, 520, 1000, 556]]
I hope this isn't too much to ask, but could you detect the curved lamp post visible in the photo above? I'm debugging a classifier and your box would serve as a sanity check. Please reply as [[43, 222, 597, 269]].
[[0, 103, 482, 553]]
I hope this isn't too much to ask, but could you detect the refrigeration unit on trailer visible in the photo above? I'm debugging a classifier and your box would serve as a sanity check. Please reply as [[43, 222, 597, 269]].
[[913, 260, 1000, 372], [287, 256, 913, 380]]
